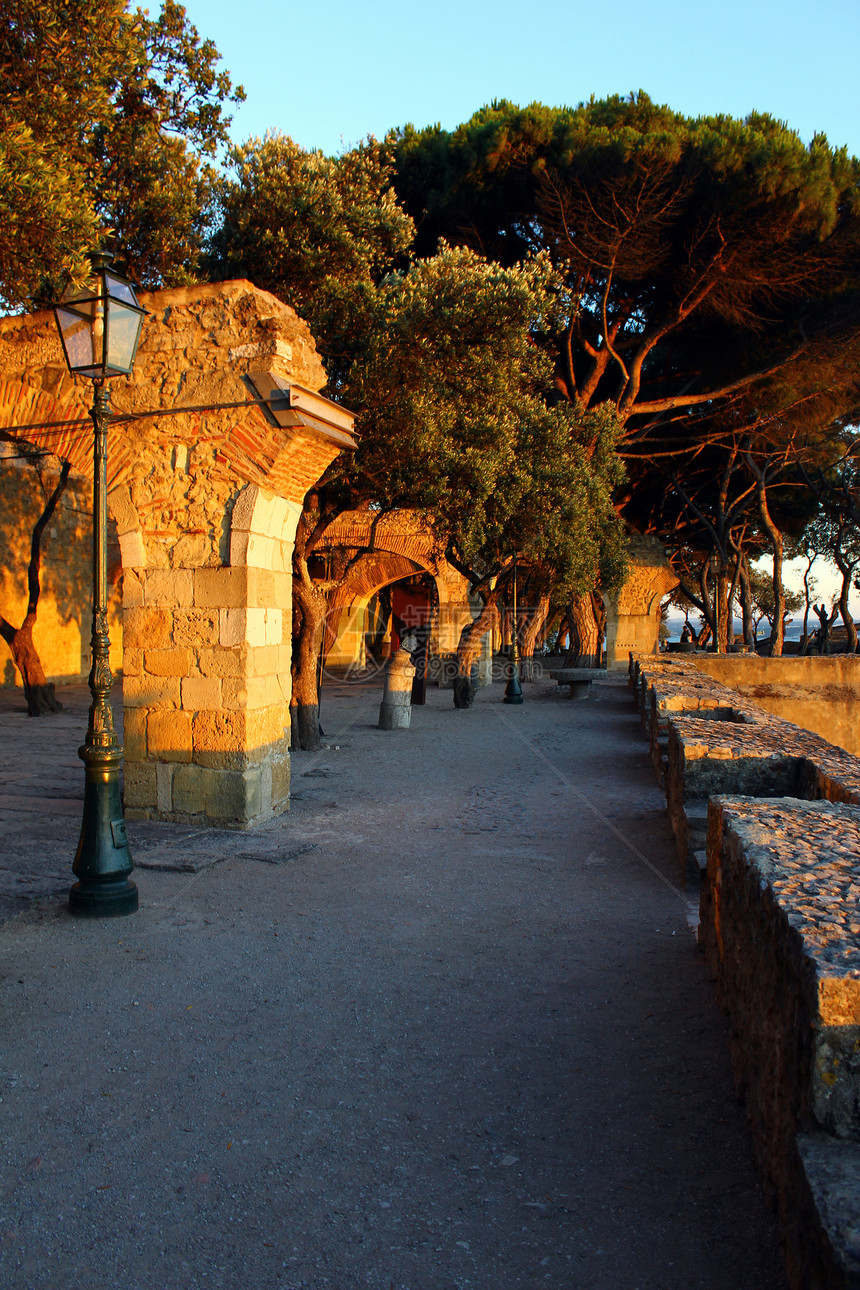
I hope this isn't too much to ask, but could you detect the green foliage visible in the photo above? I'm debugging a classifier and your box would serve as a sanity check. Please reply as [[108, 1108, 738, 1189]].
[[392, 96, 860, 584], [747, 565, 804, 629], [343, 244, 626, 594], [211, 140, 626, 595], [804, 476, 860, 576], [393, 94, 860, 431], [208, 132, 414, 383], [0, 0, 243, 307]]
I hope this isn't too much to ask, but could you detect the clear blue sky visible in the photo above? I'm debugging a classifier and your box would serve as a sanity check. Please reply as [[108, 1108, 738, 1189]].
[[176, 0, 859, 158]]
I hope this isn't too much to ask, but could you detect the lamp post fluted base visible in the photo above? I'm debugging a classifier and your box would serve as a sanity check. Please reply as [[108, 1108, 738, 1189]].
[[70, 877, 138, 917], [70, 744, 138, 918], [504, 650, 524, 704]]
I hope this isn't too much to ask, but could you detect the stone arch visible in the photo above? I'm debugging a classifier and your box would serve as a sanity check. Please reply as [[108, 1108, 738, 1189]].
[[603, 535, 680, 668], [323, 553, 430, 668], [227, 482, 304, 574], [317, 522, 474, 667], [0, 281, 356, 828]]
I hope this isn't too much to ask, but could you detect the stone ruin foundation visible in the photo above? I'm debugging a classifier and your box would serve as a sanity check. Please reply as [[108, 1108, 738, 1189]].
[[631, 652, 860, 1288]]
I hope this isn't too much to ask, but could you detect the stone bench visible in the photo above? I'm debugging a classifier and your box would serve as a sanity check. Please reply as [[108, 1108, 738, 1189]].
[[548, 667, 605, 698]]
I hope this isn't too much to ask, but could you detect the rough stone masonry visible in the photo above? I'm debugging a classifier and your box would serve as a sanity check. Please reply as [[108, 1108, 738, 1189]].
[[0, 280, 355, 828]]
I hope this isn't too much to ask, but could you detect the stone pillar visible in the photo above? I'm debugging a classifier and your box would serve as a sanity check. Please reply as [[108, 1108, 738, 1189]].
[[603, 535, 679, 670], [122, 566, 292, 828], [121, 483, 303, 829], [378, 645, 416, 729]]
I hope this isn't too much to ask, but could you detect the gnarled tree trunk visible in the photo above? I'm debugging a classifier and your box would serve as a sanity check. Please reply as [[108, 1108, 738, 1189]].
[[0, 615, 63, 715], [454, 594, 499, 708], [563, 592, 601, 667], [837, 568, 858, 653], [0, 459, 70, 716], [748, 458, 785, 657], [519, 593, 550, 681]]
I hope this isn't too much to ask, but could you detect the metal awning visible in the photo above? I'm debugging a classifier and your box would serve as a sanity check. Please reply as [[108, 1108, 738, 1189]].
[[247, 371, 357, 449]]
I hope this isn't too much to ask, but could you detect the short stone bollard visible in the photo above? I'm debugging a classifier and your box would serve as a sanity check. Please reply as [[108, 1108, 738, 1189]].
[[378, 641, 416, 730]]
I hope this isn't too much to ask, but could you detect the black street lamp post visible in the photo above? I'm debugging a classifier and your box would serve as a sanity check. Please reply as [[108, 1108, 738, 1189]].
[[53, 251, 147, 916], [504, 555, 524, 705]]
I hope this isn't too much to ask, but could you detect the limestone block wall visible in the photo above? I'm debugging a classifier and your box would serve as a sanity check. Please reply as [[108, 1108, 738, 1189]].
[[0, 281, 354, 827], [604, 535, 678, 670], [120, 480, 306, 828], [122, 569, 292, 827]]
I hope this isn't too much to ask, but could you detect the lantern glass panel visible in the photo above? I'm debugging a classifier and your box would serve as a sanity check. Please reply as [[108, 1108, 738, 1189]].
[[55, 300, 104, 376], [105, 297, 143, 373], [54, 257, 146, 379], [105, 272, 138, 306]]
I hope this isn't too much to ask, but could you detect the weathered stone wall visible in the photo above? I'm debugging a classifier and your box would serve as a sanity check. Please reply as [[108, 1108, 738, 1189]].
[[631, 655, 860, 870], [629, 652, 860, 1287], [0, 281, 353, 827], [604, 535, 678, 670], [0, 450, 122, 685], [689, 654, 860, 757], [702, 798, 860, 1290]]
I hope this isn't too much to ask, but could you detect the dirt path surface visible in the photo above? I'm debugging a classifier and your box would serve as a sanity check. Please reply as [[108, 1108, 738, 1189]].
[[0, 671, 787, 1289]]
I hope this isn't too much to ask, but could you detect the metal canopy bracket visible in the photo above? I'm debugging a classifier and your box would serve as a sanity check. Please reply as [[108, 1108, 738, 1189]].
[[247, 372, 357, 449]]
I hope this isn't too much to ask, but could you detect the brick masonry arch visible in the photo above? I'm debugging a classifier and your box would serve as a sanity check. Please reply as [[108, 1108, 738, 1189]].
[[317, 512, 474, 667], [0, 281, 355, 827]]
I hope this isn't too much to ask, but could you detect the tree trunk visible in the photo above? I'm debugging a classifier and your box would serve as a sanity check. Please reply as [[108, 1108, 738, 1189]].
[[749, 465, 785, 657], [454, 594, 499, 708], [563, 593, 600, 666], [737, 557, 755, 650], [800, 554, 816, 654], [695, 556, 718, 649], [0, 614, 63, 715], [713, 568, 732, 652], [838, 570, 858, 653], [519, 594, 550, 681], [290, 577, 328, 751], [0, 460, 71, 716], [770, 541, 786, 657]]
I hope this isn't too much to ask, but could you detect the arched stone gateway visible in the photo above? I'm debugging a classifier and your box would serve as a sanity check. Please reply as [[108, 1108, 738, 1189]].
[[316, 511, 474, 669], [0, 281, 355, 828], [603, 535, 679, 668]]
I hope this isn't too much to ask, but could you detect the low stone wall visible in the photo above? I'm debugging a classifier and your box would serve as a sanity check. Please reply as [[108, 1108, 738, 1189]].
[[702, 797, 860, 1290], [685, 654, 860, 757], [629, 653, 860, 1287], [630, 655, 860, 868]]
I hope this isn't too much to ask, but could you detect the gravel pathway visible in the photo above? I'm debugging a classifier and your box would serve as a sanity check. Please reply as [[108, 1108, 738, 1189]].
[[0, 672, 786, 1288]]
